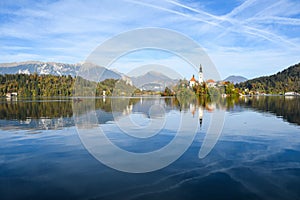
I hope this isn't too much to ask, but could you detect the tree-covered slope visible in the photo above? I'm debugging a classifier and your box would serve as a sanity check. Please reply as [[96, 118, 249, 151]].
[[0, 74, 135, 97], [236, 63, 300, 94]]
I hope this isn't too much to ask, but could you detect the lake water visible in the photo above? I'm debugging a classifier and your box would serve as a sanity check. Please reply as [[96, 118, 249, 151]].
[[0, 96, 299, 200]]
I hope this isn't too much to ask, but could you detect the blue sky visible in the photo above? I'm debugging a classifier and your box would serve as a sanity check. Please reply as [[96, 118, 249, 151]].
[[1, 0, 300, 79]]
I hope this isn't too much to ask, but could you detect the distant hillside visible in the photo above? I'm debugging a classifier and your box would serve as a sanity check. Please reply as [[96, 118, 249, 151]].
[[0, 61, 121, 81], [236, 63, 300, 94], [131, 71, 177, 90], [224, 75, 247, 84]]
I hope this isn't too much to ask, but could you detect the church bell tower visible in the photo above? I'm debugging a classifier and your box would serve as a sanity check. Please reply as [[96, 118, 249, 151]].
[[198, 64, 204, 84]]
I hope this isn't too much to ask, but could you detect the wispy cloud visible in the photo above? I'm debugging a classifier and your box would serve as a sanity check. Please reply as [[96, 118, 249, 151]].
[[224, 0, 257, 18], [247, 16, 300, 26], [0, 0, 299, 78]]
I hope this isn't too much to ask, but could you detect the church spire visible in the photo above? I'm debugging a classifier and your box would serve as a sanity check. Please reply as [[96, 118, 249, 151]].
[[198, 64, 204, 84], [199, 64, 202, 73]]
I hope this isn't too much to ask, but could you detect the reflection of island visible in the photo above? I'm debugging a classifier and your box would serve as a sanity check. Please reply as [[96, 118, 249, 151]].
[[199, 106, 203, 127], [167, 95, 300, 126], [189, 103, 203, 128]]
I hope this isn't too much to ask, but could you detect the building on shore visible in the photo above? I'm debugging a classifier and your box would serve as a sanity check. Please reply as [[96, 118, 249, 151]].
[[6, 92, 18, 98], [285, 92, 300, 96]]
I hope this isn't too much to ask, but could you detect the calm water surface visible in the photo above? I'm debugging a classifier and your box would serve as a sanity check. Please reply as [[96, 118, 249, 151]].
[[0, 96, 299, 200]]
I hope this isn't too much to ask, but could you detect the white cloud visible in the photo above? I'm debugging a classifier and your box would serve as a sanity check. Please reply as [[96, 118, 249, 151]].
[[0, 0, 299, 78]]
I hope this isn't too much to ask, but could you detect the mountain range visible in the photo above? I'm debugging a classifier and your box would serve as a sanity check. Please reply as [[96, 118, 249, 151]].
[[0, 61, 80, 76], [3, 61, 298, 94], [0, 61, 121, 82], [131, 71, 177, 90], [0, 61, 177, 90], [223, 75, 247, 84]]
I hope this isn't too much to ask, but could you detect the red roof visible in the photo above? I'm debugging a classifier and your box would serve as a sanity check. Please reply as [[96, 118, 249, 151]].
[[190, 76, 196, 82], [206, 79, 215, 83]]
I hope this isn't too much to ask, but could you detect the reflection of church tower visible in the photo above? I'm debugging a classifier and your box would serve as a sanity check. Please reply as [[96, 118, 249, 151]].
[[198, 106, 203, 128], [190, 104, 196, 117], [199, 64, 204, 84]]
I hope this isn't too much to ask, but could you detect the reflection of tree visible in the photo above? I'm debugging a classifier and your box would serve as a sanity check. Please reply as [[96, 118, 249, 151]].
[[110, 98, 139, 113], [0, 99, 73, 120], [0, 97, 141, 121], [164, 95, 213, 112], [80, 98, 138, 114], [1, 96, 298, 129], [236, 96, 300, 125]]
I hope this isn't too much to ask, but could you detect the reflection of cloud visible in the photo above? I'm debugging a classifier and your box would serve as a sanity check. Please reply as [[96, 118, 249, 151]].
[[104, 109, 300, 199]]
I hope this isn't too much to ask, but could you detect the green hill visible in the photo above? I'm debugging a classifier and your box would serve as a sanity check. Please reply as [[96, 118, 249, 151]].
[[236, 63, 300, 94], [0, 74, 136, 97]]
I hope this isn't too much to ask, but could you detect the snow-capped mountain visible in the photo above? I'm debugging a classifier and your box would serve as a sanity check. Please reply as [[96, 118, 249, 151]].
[[0, 61, 80, 76], [0, 61, 121, 81], [0, 62, 179, 87]]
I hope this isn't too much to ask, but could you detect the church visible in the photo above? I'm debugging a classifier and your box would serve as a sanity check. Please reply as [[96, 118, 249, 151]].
[[189, 64, 204, 87]]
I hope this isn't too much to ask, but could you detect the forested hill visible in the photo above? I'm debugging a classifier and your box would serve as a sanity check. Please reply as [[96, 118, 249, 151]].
[[0, 74, 135, 97], [0, 74, 74, 97], [236, 63, 300, 94]]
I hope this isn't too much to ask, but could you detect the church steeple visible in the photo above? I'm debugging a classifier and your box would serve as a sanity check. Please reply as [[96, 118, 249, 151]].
[[198, 64, 204, 84]]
